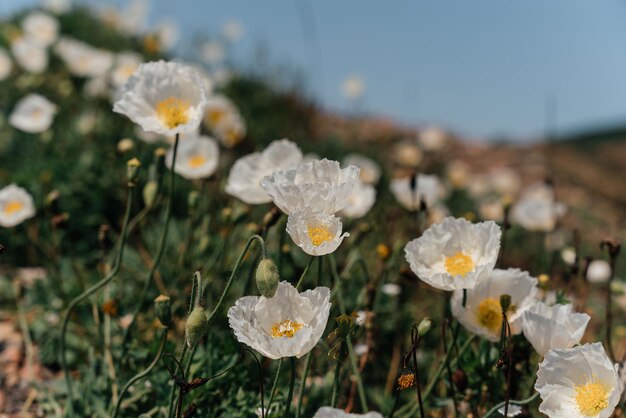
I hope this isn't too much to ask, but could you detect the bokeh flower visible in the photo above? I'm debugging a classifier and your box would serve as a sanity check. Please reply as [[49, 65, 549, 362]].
[[390, 174, 445, 210], [451, 268, 538, 341], [165, 134, 219, 180], [511, 182, 566, 232], [286, 209, 349, 256], [0, 48, 13, 81], [22, 12, 59, 47], [260, 159, 360, 215], [225, 139, 302, 204], [11, 36, 48, 73], [404, 217, 501, 291], [586, 259, 611, 284], [113, 61, 209, 136], [339, 179, 376, 219], [9, 94, 57, 133], [54, 37, 113, 78], [110, 51, 143, 88], [313, 407, 383, 418], [535, 343, 622, 418], [343, 153, 381, 184], [522, 302, 590, 357], [0, 184, 36, 227], [227, 281, 331, 359], [418, 126, 448, 152]]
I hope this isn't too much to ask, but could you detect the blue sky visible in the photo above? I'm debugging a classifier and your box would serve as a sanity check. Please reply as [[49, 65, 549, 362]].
[[4, 0, 626, 141]]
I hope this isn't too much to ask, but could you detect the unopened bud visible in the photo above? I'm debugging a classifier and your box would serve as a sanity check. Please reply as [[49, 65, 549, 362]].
[[185, 306, 208, 348], [500, 294, 512, 313], [127, 158, 141, 186], [188, 190, 200, 211], [154, 295, 172, 327], [117, 138, 134, 153], [417, 317, 432, 337], [256, 258, 279, 298], [143, 180, 158, 207]]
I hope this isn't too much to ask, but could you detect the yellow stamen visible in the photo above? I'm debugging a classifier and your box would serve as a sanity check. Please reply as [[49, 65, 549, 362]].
[[575, 382, 609, 415], [187, 155, 207, 168], [156, 97, 190, 129], [4, 201, 24, 215], [307, 225, 334, 247], [397, 373, 415, 390], [271, 319, 304, 338], [476, 298, 503, 333], [445, 252, 475, 277]]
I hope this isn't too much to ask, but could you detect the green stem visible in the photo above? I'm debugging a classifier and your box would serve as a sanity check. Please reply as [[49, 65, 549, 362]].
[[121, 134, 180, 353], [267, 358, 284, 408], [59, 185, 135, 415], [295, 256, 315, 290], [346, 337, 368, 412], [283, 357, 297, 418], [295, 352, 312, 418], [330, 345, 344, 407], [483, 392, 539, 418], [167, 343, 188, 418], [112, 328, 168, 418]]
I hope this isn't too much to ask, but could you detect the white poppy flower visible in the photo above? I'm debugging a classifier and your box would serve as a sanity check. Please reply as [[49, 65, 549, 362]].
[[390, 174, 445, 210], [489, 167, 521, 197], [341, 75, 365, 100], [222, 19, 244, 42], [381, 283, 401, 296], [42, 0, 71, 14], [213, 111, 246, 148], [586, 260, 611, 284], [392, 141, 423, 167], [511, 182, 566, 232], [22, 12, 59, 47], [419, 126, 448, 152], [286, 209, 349, 256], [260, 159, 360, 215], [202, 95, 238, 126], [428, 204, 450, 225], [404, 217, 501, 291], [313, 407, 383, 418], [227, 281, 331, 359], [446, 160, 470, 189], [0, 184, 36, 227], [113, 61, 209, 136], [9, 94, 57, 133], [201, 40, 225, 64], [54, 37, 113, 78], [225, 139, 303, 205], [497, 404, 522, 417], [165, 135, 219, 180], [451, 268, 538, 342], [522, 302, 590, 357], [11, 37, 48, 74], [110, 51, 143, 88], [343, 154, 381, 184], [0, 48, 12, 81], [479, 198, 504, 222], [339, 179, 376, 219], [535, 343, 622, 418], [561, 247, 576, 266], [155, 19, 179, 50]]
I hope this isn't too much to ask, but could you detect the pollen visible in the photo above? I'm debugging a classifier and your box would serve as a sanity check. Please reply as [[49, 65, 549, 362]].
[[271, 319, 304, 338], [575, 381, 609, 416], [397, 372, 415, 390], [476, 298, 503, 334], [445, 252, 475, 277], [187, 155, 207, 168], [307, 225, 334, 246], [156, 97, 190, 129], [3, 201, 24, 215]]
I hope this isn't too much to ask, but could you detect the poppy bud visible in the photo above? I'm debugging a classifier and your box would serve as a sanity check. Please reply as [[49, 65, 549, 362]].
[[127, 158, 141, 186], [154, 295, 172, 327], [256, 258, 279, 298], [417, 317, 432, 337], [185, 306, 208, 348], [143, 180, 158, 207]]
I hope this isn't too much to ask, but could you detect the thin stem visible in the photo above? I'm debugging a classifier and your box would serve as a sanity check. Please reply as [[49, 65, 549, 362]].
[[295, 352, 312, 418], [112, 328, 168, 418], [167, 344, 188, 418], [295, 256, 315, 290], [483, 392, 539, 418], [411, 330, 425, 418], [330, 344, 344, 407], [59, 185, 135, 414], [316, 255, 323, 287], [346, 337, 367, 412], [283, 357, 297, 418], [121, 134, 180, 353], [268, 358, 284, 408]]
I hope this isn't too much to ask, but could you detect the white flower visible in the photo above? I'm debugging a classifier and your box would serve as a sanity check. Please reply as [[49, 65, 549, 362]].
[[201, 40, 225, 64], [286, 209, 349, 256], [0, 184, 36, 227], [535, 343, 622, 418], [381, 283, 401, 296], [446, 160, 470, 188], [404, 217, 501, 291], [225, 139, 303, 204], [561, 247, 576, 266], [343, 153, 381, 184], [113, 61, 209, 136], [54, 37, 113, 78], [11, 37, 48, 73], [165, 135, 219, 180], [155, 19, 179, 50], [392, 141, 423, 167], [497, 405, 522, 417], [227, 281, 331, 359], [260, 159, 360, 215], [110, 51, 143, 88], [0, 48, 12, 81], [341, 75, 365, 100], [451, 268, 537, 342], [419, 126, 448, 152], [9, 94, 57, 133], [489, 167, 521, 197], [428, 204, 450, 225], [479, 198, 504, 222], [213, 112, 246, 148], [522, 302, 590, 357], [313, 407, 383, 418], [339, 179, 376, 219], [587, 260, 611, 284], [222, 19, 244, 42], [22, 12, 59, 47], [511, 182, 566, 232], [390, 174, 445, 210], [42, 0, 71, 14]]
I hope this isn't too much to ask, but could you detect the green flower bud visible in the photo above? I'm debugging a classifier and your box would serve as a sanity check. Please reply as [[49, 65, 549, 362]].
[[154, 295, 172, 327], [143, 180, 158, 207], [127, 158, 142, 186], [185, 306, 208, 348], [188, 190, 200, 211], [417, 317, 432, 337], [256, 258, 279, 298]]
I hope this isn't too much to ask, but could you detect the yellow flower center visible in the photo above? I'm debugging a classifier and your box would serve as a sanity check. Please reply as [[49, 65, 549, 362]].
[[575, 382, 609, 416], [397, 373, 415, 390], [187, 154, 207, 168], [206, 108, 226, 126], [4, 200, 24, 215], [476, 298, 503, 333], [445, 252, 475, 277], [156, 97, 190, 129], [307, 225, 334, 247], [271, 319, 304, 338]]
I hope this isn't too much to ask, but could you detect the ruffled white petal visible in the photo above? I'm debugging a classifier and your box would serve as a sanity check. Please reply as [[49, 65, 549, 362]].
[[313, 407, 383, 418], [9, 94, 57, 133], [286, 209, 349, 256], [0, 184, 36, 228]]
